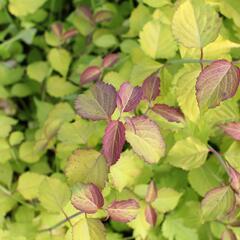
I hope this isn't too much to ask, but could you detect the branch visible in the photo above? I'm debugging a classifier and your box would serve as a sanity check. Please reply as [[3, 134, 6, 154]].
[[38, 212, 82, 233], [208, 145, 231, 178]]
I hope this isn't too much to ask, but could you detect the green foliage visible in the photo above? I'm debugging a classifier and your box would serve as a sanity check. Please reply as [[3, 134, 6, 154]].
[[1, 0, 240, 239]]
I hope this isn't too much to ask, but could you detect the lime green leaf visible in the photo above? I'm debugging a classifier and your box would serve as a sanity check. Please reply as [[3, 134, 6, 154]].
[[46, 76, 77, 98], [172, 0, 221, 48], [48, 48, 72, 77], [109, 150, 144, 192], [8, 0, 47, 17], [225, 142, 240, 172], [152, 188, 182, 213], [143, 0, 171, 8], [93, 30, 118, 48], [17, 172, 45, 200], [201, 186, 235, 221], [0, 162, 12, 188], [73, 217, 106, 240], [0, 64, 23, 86], [0, 190, 16, 217], [65, 149, 107, 189], [0, 138, 12, 163], [38, 177, 71, 212], [139, 20, 177, 59], [168, 137, 209, 170], [9, 131, 24, 146], [27, 61, 50, 82], [19, 141, 42, 163]]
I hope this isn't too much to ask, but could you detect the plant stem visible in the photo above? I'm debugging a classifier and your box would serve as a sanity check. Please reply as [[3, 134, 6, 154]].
[[38, 212, 82, 233], [200, 48, 204, 70], [208, 145, 231, 178]]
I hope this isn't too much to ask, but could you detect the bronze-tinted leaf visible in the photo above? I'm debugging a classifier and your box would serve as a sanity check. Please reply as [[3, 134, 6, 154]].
[[145, 205, 157, 226], [102, 53, 119, 68], [80, 66, 102, 85], [142, 72, 160, 101], [221, 122, 240, 141], [145, 180, 158, 203]]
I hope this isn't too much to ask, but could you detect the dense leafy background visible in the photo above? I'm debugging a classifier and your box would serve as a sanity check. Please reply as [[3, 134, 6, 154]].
[[1, 0, 240, 239]]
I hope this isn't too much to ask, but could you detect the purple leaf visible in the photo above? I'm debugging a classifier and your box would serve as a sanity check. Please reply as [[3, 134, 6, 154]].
[[78, 6, 94, 23], [229, 167, 240, 193], [71, 183, 104, 214], [102, 53, 119, 69], [221, 122, 240, 141], [145, 205, 157, 226], [94, 10, 113, 23], [152, 104, 185, 123], [80, 66, 102, 85], [103, 120, 125, 166], [75, 82, 117, 121], [142, 72, 160, 101], [117, 82, 143, 112], [51, 23, 63, 37], [107, 199, 139, 223], [196, 60, 240, 108], [221, 229, 237, 240], [63, 29, 78, 40], [145, 180, 158, 203]]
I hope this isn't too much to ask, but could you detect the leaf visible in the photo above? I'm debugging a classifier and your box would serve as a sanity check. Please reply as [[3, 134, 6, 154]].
[[73, 217, 106, 240], [109, 150, 144, 192], [103, 120, 125, 166], [27, 61, 50, 83], [9, 0, 47, 17], [172, 0, 221, 48], [80, 66, 102, 85], [168, 137, 209, 170], [141, 72, 160, 101], [116, 82, 143, 112], [139, 20, 177, 59], [75, 82, 117, 121], [221, 229, 237, 240], [152, 188, 182, 213], [102, 53, 119, 69], [221, 122, 240, 141], [145, 205, 157, 226], [19, 141, 42, 163], [145, 180, 158, 203], [152, 104, 184, 123], [46, 76, 78, 97], [17, 172, 45, 200], [0, 138, 12, 163], [107, 199, 139, 223], [201, 186, 235, 221], [125, 116, 165, 164], [65, 149, 107, 189], [48, 48, 72, 77], [225, 142, 240, 172], [71, 183, 104, 214], [143, 0, 171, 8], [9, 131, 24, 146], [0, 162, 12, 188], [38, 177, 71, 213], [196, 60, 240, 109]]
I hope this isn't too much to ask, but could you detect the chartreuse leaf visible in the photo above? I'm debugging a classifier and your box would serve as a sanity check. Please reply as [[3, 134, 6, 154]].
[[0, 64, 23, 86], [225, 142, 240, 172], [38, 177, 71, 212], [201, 186, 235, 221], [27, 61, 50, 82], [139, 20, 177, 59], [125, 116, 165, 164], [172, 0, 221, 48], [196, 60, 240, 109], [167, 137, 209, 170], [152, 188, 182, 213], [75, 82, 117, 121], [46, 76, 78, 98], [73, 217, 106, 240], [109, 150, 144, 192], [0, 138, 12, 163], [17, 172, 45, 200], [19, 141, 42, 163], [176, 69, 200, 122], [48, 48, 72, 77], [65, 149, 107, 189], [0, 190, 16, 217], [143, 0, 171, 8], [9, 131, 24, 146], [0, 162, 12, 188]]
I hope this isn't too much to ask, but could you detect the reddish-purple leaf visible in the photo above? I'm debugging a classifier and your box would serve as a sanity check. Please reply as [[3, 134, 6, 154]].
[[152, 104, 185, 123], [196, 60, 240, 108], [71, 183, 104, 214], [102, 53, 119, 69], [51, 22, 63, 37], [221, 229, 237, 240], [221, 122, 240, 141], [229, 167, 240, 193], [94, 10, 113, 23], [78, 6, 94, 23], [63, 29, 78, 40], [75, 82, 117, 121], [145, 180, 158, 203], [125, 116, 165, 163], [103, 120, 125, 166], [80, 66, 102, 85], [145, 205, 157, 226], [117, 82, 143, 112], [107, 199, 139, 223], [142, 72, 160, 101]]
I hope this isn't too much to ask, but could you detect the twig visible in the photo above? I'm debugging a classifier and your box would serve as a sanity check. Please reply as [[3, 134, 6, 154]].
[[208, 145, 231, 178], [38, 212, 82, 233]]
